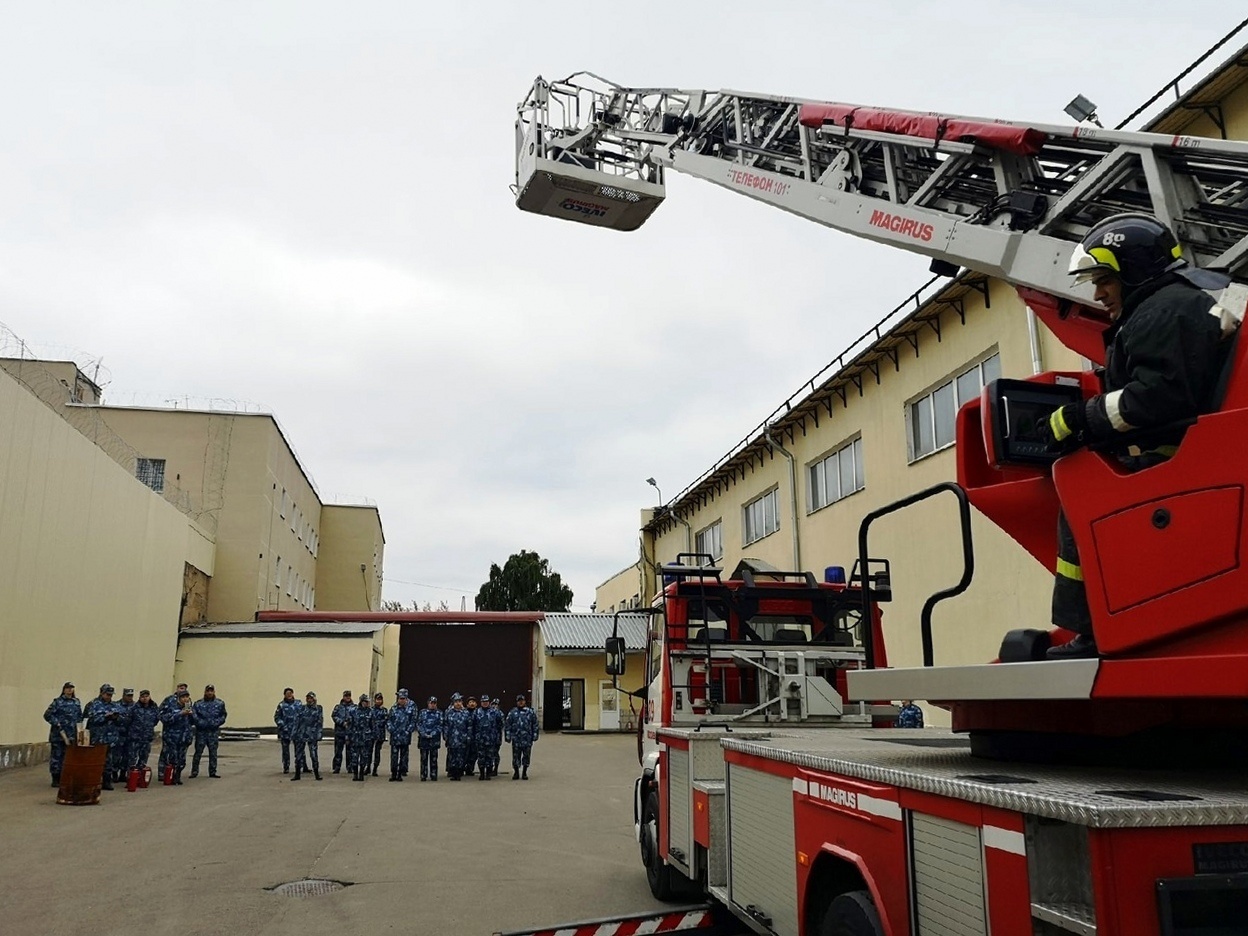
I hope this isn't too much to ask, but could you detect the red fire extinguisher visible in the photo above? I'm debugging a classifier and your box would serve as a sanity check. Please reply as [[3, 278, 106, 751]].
[[126, 768, 141, 792], [139, 766, 152, 789], [162, 764, 175, 786]]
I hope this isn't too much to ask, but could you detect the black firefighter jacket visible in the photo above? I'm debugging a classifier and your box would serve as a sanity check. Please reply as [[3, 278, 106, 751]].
[[1081, 274, 1227, 449]]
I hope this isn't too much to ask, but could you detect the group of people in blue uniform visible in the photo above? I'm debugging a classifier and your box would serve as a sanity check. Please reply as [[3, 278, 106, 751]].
[[43, 680, 227, 789], [275, 688, 541, 782]]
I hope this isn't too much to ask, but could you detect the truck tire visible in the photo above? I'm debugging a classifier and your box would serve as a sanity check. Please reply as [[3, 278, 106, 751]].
[[820, 890, 883, 936], [641, 789, 684, 901]]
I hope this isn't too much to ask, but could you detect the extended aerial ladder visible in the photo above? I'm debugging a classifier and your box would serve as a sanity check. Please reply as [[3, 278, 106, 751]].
[[515, 75, 1248, 341], [515, 75, 1248, 756]]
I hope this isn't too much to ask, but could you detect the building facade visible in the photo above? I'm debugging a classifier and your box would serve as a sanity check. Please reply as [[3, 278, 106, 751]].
[[0, 345, 385, 760], [597, 42, 1248, 724]]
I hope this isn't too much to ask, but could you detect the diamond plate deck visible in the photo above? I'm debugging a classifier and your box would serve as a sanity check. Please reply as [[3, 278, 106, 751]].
[[719, 729, 1248, 828]]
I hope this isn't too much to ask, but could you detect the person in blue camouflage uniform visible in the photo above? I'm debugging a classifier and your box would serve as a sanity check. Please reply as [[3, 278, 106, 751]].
[[385, 689, 415, 781], [415, 695, 443, 781], [84, 684, 124, 790], [464, 696, 481, 777], [473, 693, 502, 780], [160, 689, 195, 784], [113, 689, 135, 782], [505, 693, 540, 780], [369, 692, 388, 777], [443, 693, 473, 781], [43, 681, 82, 787], [190, 684, 227, 778], [349, 693, 375, 781], [157, 683, 188, 775], [894, 700, 924, 729], [126, 690, 161, 772], [331, 690, 355, 774], [273, 687, 303, 774], [489, 698, 504, 778], [291, 691, 323, 781]]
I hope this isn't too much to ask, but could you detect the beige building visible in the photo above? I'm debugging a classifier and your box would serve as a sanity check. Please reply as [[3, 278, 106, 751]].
[[597, 43, 1248, 725], [174, 621, 393, 731], [537, 613, 647, 733], [316, 505, 386, 612], [0, 362, 196, 766], [0, 345, 385, 763], [91, 406, 383, 623]]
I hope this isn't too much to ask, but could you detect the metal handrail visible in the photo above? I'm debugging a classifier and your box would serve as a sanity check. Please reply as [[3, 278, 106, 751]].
[[857, 482, 975, 668]]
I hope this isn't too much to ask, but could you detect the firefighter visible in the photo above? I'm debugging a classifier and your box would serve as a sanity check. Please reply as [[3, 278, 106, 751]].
[[1041, 213, 1230, 659]]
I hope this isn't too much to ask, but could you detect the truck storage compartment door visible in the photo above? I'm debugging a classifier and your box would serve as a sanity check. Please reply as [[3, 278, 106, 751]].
[[726, 763, 798, 935], [668, 746, 692, 873], [911, 813, 987, 936]]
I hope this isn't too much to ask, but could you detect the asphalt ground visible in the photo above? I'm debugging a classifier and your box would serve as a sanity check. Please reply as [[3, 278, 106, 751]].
[[0, 732, 666, 936]]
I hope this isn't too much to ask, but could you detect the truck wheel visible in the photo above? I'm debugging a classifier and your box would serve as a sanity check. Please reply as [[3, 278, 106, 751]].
[[820, 890, 883, 936], [641, 789, 681, 901]]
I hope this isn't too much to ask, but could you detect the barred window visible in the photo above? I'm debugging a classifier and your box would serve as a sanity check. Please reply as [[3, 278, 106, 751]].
[[743, 489, 780, 546], [136, 458, 165, 493], [695, 520, 723, 562], [808, 437, 864, 512], [908, 352, 1001, 461]]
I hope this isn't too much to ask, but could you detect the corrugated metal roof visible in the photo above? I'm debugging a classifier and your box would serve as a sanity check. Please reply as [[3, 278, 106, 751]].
[[539, 613, 649, 652], [179, 621, 386, 637]]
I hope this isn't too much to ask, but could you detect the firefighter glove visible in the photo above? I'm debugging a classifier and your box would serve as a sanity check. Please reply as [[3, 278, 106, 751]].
[[1038, 402, 1086, 449]]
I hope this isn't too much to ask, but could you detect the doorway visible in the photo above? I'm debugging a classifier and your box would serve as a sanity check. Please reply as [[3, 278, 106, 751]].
[[563, 678, 585, 731], [599, 680, 620, 731], [542, 680, 563, 732]]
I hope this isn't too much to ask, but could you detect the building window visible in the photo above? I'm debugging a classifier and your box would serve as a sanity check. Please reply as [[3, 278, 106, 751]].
[[743, 489, 780, 546], [695, 520, 724, 562], [136, 458, 166, 493], [908, 352, 1001, 461], [280, 489, 288, 519], [274, 556, 281, 589], [291, 506, 298, 534], [287, 566, 293, 596], [808, 437, 864, 512]]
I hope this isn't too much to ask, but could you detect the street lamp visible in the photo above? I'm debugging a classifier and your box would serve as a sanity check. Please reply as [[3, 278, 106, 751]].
[[645, 477, 663, 505]]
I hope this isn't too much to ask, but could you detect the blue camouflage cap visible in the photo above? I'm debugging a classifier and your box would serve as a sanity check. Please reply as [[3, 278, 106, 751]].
[[427, 695, 437, 703], [451, 692, 462, 701], [397, 689, 409, 698]]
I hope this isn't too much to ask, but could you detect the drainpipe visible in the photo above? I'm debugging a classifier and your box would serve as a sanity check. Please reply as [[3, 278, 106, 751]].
[[1025, 307, 1044, 375], [763, 423, 801, 572], [669, 510, 693, 559]]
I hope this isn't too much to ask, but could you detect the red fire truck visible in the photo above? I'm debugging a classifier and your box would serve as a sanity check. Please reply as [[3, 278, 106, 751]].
[[501, 75, 1248, 936]]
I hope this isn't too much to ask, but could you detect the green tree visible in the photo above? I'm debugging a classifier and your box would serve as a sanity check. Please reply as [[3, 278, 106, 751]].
[[475, 549, 573, 612]]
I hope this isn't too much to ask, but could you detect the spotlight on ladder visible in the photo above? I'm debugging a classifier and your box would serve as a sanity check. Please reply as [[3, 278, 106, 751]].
[[1064, 94, 1103, 128]]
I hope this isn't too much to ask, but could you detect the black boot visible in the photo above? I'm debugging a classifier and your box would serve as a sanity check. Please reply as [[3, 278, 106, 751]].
[[314, 771, 322, 780], [51, 775, 60, 787], [479, 768, 486, 780], [102, 778, 114, 791], [1046, 633, 1098, 660], [522, 767, 528, 780], [174, 769, 183, 786], [512, 769, 519, 780], [291, 766, 301, 781]]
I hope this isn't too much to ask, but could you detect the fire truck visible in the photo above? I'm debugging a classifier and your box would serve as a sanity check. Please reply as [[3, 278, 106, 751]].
[[502, 75, 1248, 936]]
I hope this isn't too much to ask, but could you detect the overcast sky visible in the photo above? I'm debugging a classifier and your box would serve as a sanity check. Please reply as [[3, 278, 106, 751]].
[[0, 3, 1240, 611]]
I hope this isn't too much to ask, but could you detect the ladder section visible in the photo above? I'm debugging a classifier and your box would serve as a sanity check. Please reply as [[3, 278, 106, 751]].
[[516, 75, 1248, 300]]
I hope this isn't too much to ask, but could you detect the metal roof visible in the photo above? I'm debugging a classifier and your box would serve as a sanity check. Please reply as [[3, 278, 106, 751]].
[[178, 621, 386, 637], [539, 613, 649, 653]]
